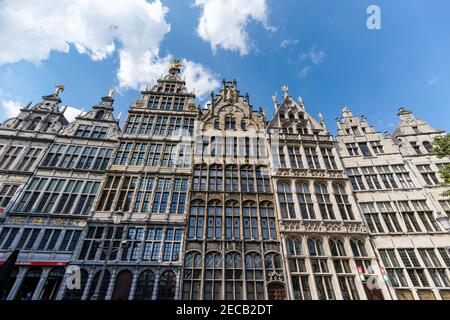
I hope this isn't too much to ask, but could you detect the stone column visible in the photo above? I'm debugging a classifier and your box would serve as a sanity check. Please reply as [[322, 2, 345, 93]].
[[128, 268, 139, 300], [32, 268, 50, 300], [6, 267, 27, 300]]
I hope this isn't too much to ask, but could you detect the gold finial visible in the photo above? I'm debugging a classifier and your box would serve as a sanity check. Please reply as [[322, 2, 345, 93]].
[[54, 84, 65, 96], [281, 85, 289, 98], [108, 88, 116, 98], [170, 58, 182, 70], [272, 93, 277, 103]]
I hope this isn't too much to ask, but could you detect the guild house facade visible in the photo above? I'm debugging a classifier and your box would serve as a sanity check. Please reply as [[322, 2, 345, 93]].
[[0, 61, 449, 300]]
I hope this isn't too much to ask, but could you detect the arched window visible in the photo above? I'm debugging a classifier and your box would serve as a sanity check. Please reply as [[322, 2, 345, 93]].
[[88, 270, 111, 300], [277, 182, 296, 219], [225, 252, 243, 300], [111, 270, 132, 300], [245, 253, 264, 300], [157, 270, 176, 300], [225, 165, 238, 191], [16, 267, 42, 300], [188, 200, 205, 239], [134, 270, 155, 300], [307, 238, 325, 256], [315, 183, 335, 220], [240, 120, 247, 130], [243, 201, 258, 240], [41, 267, 65, 300], [350, 239, 368, 257], [225, 201, 240, 240], [265, 252, 283, 274], [214, 119, 220, 130], [296, 182, 315, 219], [95, 110, 105, 120], [207, 200, 222, 239], [63, 269, 88, 300], [423, 141, 433, 153], [333, 184, 354, 220], [260, 201, 276, 240], [286, 238, 302, 256], [209, 165, 222, 191], [204, 252, 222, 300], [182, 252, 202, 300], [329, 238, 346, 256]]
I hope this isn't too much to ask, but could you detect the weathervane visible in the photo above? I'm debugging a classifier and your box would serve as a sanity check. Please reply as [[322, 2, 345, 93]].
[[54, 84, 65, 96], [281, 85, 289, 98], [108, 88, 116, 98], [170, 58, 182, 70]]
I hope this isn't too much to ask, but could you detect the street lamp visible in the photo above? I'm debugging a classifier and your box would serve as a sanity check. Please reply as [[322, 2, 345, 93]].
[[437, 213, 450, 232], [91, 211, 127, 300]]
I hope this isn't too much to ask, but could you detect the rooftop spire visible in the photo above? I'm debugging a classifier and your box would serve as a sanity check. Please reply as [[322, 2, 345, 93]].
[[342, 106, 353, 118], [169, 58, 182, 74]]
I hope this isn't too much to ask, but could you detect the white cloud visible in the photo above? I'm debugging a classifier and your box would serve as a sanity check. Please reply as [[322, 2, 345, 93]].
[[0, 100, 22, 120], [63, 106, 84, 122], [280, 39, 299, 49], [0, 0, 219, 97], [427, 76, 439, 87], [182, 59, 220, 98], [194, 0, 275, 55], [300, 46, 326, 65], [298, 66, 312, 79]]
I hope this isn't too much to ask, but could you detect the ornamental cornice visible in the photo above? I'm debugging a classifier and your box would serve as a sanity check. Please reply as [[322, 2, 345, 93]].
[[274, 168, 346, 179], [280, 220, 367, 234]]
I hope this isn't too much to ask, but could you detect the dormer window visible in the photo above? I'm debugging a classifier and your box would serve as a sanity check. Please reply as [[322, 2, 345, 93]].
[[214, 120, 220, 130], [280, 113, 285, 120], [412, 126, 420, 134], [411, 142, 422, 155], [289, 113, 295, 120], [225, 116, 235, 130], [95, 110, 105, 120], [423, 141, 433, 153], [164, 84, 176, 93], [241, 121, 246, 131], [28, 117, 41, 131]]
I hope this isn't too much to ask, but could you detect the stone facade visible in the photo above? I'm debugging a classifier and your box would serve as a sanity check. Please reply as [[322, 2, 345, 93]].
[[0, 67, 449, 301], [335, 106, 450, 300]]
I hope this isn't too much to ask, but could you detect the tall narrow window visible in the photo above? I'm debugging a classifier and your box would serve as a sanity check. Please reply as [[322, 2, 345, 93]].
[[315, 183, 335, 220], [277, 182, 296, 219], [206, 200, 222, 240], [204, 252, 222, 300], [296, 182, 315, 220], [333, 184, 354, 220]]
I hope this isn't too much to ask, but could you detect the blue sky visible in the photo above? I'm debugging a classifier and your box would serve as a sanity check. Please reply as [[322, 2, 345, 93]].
[[0, 0, 449, 134]]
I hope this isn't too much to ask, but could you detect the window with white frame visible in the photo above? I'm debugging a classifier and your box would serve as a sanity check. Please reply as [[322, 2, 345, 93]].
[[346, 168, 366, 191], [416, 164, 440, 185], [315, 183, 335, 220], [304, 147, 321, 169], [288, 146, 303, 168], [360, 202, 384, 234], [277, 182, 296, 219], [296, 182, 315, 220], [321, 147, 338, 170], [333, 184, 355, 220]]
